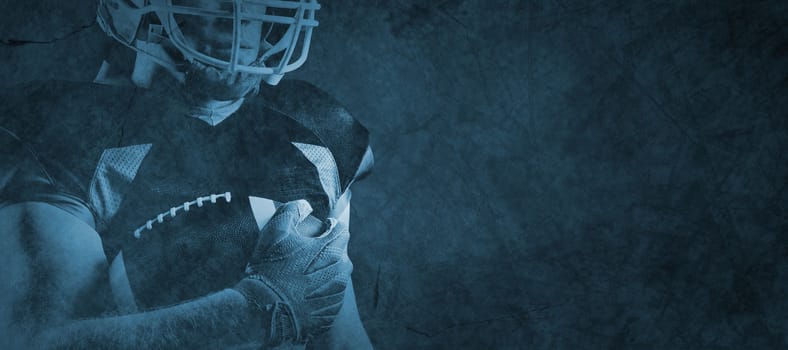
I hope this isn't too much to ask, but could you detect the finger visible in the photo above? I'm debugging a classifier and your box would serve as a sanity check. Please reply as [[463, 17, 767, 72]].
[[323, 223, 350, 252], [296, 215, 325, 238], [318, 220, 350, 252], [304, 247, 342, 275], [304, 223, 350, 274], [305, 252, 353, 282], [305, 277, 348, 301], [305, 261, 352, 301], [255, 200, 312, 255]]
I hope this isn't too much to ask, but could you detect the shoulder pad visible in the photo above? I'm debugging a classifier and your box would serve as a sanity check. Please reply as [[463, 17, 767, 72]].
[[250, 79, 373, 191]]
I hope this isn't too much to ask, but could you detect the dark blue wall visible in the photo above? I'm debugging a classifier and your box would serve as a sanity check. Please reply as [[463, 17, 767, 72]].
[[1, 1, 786, 348]]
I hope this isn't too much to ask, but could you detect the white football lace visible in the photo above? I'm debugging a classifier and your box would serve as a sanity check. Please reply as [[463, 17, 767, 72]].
[[133, 192, 233, 238]]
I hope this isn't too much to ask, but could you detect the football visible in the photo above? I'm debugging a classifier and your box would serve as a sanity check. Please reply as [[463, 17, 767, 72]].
[[109, 194, 325, 312]]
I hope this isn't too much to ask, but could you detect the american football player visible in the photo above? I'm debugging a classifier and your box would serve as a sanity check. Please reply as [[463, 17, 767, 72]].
[[0, 0, 374, 348]]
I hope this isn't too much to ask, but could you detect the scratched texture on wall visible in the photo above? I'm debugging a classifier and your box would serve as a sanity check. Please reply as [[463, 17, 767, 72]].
[[1, 1, 787, 349]]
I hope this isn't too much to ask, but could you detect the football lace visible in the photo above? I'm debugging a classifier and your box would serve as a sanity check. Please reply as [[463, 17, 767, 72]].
[[133, 192, 233, 239]]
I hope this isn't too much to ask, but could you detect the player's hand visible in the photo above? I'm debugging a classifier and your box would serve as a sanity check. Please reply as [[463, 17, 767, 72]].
[[234, 200, 352, 346]]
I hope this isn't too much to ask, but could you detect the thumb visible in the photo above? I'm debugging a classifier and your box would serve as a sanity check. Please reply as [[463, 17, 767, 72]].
[[254, 199, 313, 256]]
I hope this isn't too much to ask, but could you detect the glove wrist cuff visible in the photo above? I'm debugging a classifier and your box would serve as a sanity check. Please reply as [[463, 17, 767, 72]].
[[268, 301, 299, 345], [235, 276, 300, 346]]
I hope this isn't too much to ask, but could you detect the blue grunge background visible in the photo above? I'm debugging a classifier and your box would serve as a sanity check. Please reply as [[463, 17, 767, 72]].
[[1, 1, 787, 349]]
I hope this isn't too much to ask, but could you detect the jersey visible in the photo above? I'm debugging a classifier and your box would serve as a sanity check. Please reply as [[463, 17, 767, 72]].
[[0, 79, 373, 310]]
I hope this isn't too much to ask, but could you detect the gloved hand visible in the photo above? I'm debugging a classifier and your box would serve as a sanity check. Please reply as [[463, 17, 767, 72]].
[[234, 200, 353, 347]]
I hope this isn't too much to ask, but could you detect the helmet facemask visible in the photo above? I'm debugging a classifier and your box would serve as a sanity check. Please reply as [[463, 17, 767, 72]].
[[97, 0, 320, 86]]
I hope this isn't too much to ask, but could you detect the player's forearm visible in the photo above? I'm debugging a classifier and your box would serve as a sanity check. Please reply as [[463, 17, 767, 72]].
[[36, 288, 267, 350]]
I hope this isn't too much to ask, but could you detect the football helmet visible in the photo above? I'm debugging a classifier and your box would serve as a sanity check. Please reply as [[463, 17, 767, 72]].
[[97, 0, 320, 85]]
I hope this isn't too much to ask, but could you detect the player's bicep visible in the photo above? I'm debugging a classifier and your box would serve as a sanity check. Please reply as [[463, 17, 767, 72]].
[[0, 203, 35, 346], [0, 202, 109, 327]]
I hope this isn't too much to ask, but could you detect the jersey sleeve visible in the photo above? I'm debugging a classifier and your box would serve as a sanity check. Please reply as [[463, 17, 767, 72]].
[[0, 127, 97, 228], [0, 80, 139, 230]]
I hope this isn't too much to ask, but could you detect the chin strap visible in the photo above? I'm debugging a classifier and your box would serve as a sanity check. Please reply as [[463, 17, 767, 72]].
[[95, 42, 185, 89], [131, 37, 186, 88]]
